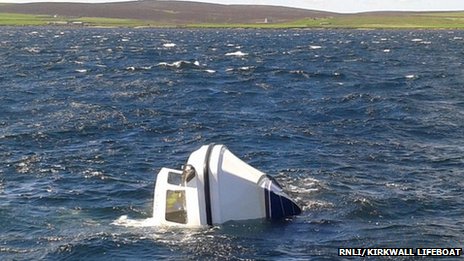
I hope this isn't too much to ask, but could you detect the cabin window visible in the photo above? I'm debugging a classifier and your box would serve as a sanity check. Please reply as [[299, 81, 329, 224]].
[[167, 171, 182, 185], [165, 190, 187, 224]]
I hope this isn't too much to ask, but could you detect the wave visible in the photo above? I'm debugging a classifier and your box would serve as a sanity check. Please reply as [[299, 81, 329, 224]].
[[111, 215, 157, 227], [157, 60, 201, 69], [225, 66, 255, 72], [163, 43, 176, 48], [23, 47, 41, 53], [125, 66, 152, 71], [225, 51, 248, 57]]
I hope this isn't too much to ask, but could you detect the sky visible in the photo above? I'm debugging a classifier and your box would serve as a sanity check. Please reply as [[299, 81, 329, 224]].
[[2, 0, 464, 13]]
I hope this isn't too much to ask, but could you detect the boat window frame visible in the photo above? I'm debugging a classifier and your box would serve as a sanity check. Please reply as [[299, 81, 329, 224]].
[[165, 189, 188, 224]]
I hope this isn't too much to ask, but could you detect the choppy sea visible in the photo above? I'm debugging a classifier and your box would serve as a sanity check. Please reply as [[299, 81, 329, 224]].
[[0, 28, 463, 260]]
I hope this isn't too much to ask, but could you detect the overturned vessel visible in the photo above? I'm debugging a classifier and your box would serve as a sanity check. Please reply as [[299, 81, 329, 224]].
[[153, 144, 301, 227]]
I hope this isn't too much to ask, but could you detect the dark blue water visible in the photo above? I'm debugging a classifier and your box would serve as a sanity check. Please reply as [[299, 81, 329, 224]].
[[1, 28, 463, 260]]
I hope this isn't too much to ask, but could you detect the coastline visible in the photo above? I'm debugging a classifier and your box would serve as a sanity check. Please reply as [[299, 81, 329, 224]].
[[1, 12, 464, 29]]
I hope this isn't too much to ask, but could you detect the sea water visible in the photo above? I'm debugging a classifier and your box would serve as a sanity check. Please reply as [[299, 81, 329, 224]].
[[0, 28, 463, 260]]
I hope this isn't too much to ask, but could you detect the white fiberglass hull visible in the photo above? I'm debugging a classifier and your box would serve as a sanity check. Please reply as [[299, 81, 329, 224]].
[[152, 144, 301, 227]]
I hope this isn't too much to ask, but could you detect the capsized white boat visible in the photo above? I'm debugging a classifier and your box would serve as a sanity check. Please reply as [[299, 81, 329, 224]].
[[153, 144, 301, 227]]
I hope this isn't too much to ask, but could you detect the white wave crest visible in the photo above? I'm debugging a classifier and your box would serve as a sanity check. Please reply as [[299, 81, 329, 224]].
[[163, 43, 176, 48], [24, 47, 40, 53], [157, 60, 201, 69], [157, 61, 188, 68], [112, 215, 158, 227], [225, 51, 248, 57]]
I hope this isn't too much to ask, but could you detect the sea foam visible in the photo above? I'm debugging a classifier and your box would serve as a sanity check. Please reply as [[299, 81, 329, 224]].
[[225, 51, 248, 57]]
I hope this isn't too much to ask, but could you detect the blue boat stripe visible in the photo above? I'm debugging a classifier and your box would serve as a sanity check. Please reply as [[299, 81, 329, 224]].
[[264, 186, 270, 219], [203, 143, 215, 226], [268, 182, 273, 219]]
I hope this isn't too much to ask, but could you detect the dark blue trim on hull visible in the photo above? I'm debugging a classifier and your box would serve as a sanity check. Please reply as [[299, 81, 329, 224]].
[[264, 179, 301, 220], [264, 186, 270, 219], [203, 143, 215, 226]]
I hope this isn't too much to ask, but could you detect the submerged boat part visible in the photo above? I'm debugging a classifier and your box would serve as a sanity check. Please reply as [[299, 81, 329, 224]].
[[153, 144, 301, 227]]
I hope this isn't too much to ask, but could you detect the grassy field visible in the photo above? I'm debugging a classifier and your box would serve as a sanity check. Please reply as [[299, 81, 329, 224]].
[[1, 12, 464, 29], [323, 14, 464, 29], [190, 13, 464, 29], [0, 13, 52, 26], [0, 13, 156, 27], [72, 17, 160, 28]]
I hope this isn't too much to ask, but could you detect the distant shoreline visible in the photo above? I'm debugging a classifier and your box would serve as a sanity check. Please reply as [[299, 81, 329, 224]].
[[1, 1, 464, 30], [1, 16, 464, 30]]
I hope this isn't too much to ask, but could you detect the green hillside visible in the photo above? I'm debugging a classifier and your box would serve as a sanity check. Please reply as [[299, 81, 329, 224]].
[[1, 11, 464, 29]]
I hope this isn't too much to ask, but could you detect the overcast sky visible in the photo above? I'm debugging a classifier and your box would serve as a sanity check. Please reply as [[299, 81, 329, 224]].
[[2, 0, 464, 13]]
